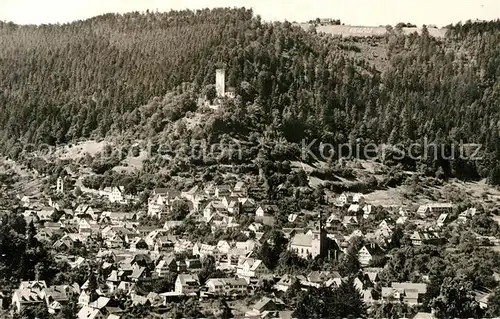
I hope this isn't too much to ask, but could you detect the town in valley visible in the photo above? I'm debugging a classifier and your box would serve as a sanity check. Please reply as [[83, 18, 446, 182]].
[[1, 3, 500, 319]]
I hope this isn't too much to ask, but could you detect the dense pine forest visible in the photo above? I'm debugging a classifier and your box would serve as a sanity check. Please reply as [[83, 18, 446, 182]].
[[2, 8, 500, 182]]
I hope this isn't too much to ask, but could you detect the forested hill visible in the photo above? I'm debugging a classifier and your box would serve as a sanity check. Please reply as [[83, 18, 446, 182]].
[[2, 9, 500, 182]]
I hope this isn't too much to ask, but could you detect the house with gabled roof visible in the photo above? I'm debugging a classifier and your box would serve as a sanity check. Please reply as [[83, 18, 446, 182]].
[[363, 205, 373, 219], [325, 276, 344, 289], [175, 274, 199, 295], [275, 274, 299, 292], [130, 237, 148, 251], [306, 271, 336, 287], [396, 216, 408, 225], [358, 243, 385, 266], [54, 233, 84, 250], [338, 193, 353, 205], [232, 181, 247, 197], [129, 267, 148, 282], [342, 215, 358, 227], [245, 297, 285, 318], [381, 282, 427, 305], [41, 285, 70, 314], [174, 239, 193, 254], [193, 243, 217, 259], [417, 203, 452, 218], [216, 240, 232, 254], [458, 208, 476, 224], [145, 292, 163, 307], [153, 236, 175, 253], [410, 231, 445, 246], [86, 296, 123, 317], [248, 222, 263, 233], [203, 183, 216, 197], [155, 256, 177, 277], [75, 205, 100, 220], [20, 195, 31, 208], [362, 268, 383, 287], [326, 213, 341, 228], [22, 210, 39, 224], [288, 213, 299, 223], [37, 207, 56, 222], [181, 185, 200, 201], [36, 228, 61, 243], [12, 281, 47, 313], [236, 258, 270, 278], [203, 200, 228, 221], [147, 194, 167, 219], [255, 205, 278, 218], [348, 204, 361, 213], [436, 213, 449, 227], [206, 278, 248, 296], [239, 197, 256, 214], [206, 212, 238, 229], [185, 259, 202, 272], [77, 306, 104, 319], [106, 270, 127, 293], [236, 239, 258, 252], [215, 185, 232, 198], [108, 186, 125, 203], [224, 197, 241, 214], [105, 234, 126, 249]]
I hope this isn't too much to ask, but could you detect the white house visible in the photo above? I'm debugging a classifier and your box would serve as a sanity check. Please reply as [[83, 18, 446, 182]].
[[108, 186, 125, 203], [417, 203, 452, 218], [175, 274, 199, 295], [206, 278, 248, 296], [358, 243, 385, 266], [77, 306, 104, 319], [236, 258, 270, 278], [436, 214, 449, 227], [12, 281, 47, 313], [338, 193, 353, 205], [56, 177, 64, 194], [155, 257, 177, 278], [363, 205, 373, 219], [192, 243, 217, 259], [326, 213, 341, 228]]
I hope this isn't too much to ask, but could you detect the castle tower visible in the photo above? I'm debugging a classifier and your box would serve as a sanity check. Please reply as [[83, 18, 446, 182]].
[[215, 69, 225, 97], [56, 177, 64, 194]]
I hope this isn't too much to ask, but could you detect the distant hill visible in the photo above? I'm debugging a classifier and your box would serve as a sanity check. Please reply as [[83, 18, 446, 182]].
[[1, 9, 500, 183]]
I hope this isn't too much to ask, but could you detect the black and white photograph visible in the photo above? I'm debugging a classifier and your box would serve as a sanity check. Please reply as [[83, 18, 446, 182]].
[[1, 1, 500, 318]]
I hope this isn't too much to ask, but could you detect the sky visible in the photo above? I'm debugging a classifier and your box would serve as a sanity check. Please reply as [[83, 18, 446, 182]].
[[1, 0, 499, 27]]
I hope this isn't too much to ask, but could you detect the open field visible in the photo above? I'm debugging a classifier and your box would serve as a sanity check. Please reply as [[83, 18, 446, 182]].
[[56, 140, 108, 160], [296, 24, 448, 38], [364, 179, 500, 207], [113, 150, 149, 173]]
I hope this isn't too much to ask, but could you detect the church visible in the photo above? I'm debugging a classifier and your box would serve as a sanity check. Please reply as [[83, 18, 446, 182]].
[[288, 219, 341, 260]]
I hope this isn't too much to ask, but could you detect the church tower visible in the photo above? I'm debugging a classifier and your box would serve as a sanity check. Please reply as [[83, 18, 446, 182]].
[[311, 211, 326, 257]]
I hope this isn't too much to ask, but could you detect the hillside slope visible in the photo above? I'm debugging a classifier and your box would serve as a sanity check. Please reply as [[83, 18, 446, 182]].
[[2, 10, 500, 182]]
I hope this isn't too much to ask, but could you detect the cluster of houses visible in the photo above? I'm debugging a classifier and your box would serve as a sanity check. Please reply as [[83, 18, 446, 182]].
[[12, 281, 79, 315], [147, 182, 273, 230], [9, 180, 500, 318]]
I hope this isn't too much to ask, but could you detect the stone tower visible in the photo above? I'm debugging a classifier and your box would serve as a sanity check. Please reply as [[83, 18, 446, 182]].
[[56, 177, 64, 194], [215, 69, 225, 98]]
